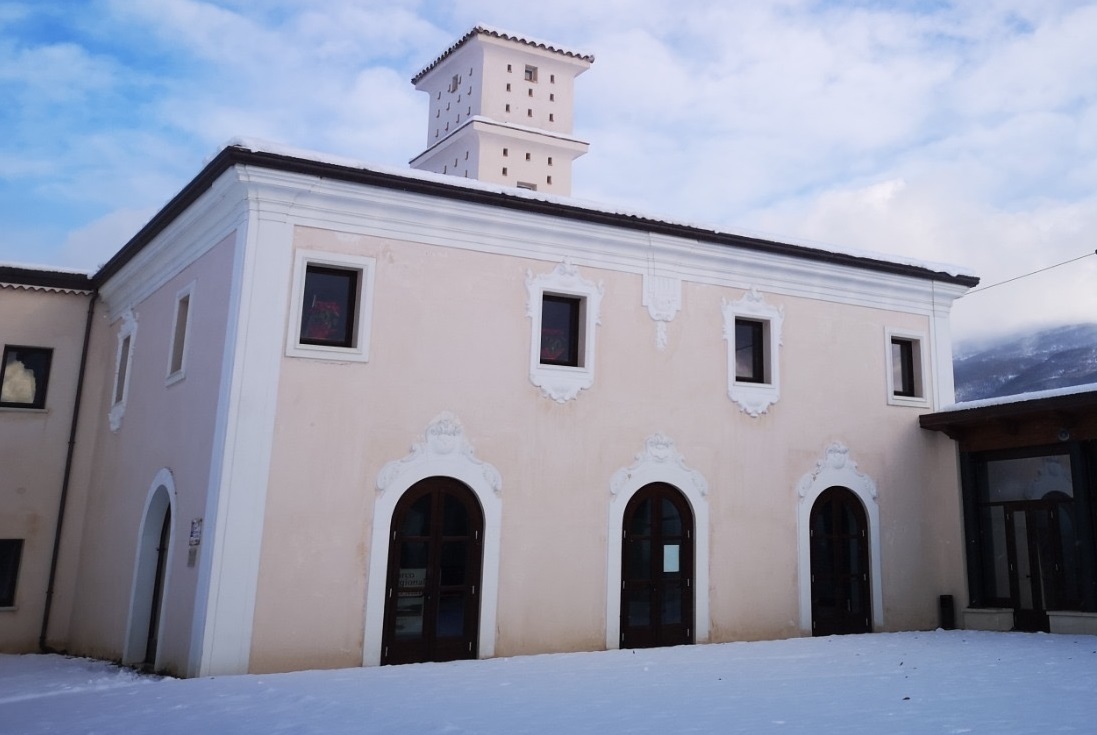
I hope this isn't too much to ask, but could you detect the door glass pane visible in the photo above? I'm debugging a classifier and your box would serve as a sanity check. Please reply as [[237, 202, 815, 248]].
[[662, 581, 683, 624], [395, 541, 428, 640], [1013, 511, 1034, 609], [628, 498, 652, 536], [663, 544, 680, 574], [985, 456, 1072, 502], [660, 498, 682, 536], [400, 495, 432, 536], [983, 505, 1010, 599], [1058, 504, 1081, 605], [442, 493, 469, 536], [625, 540, 651, 580], [439, 541, 466, 586], [625, 588, 650, 627], [436, 593, 465, 638]]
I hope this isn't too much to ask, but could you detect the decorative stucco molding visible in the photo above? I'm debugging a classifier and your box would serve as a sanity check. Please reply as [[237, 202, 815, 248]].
[[525, 259, 604, 403], [377, 411, 501, 496], [365, 412, 503, 666], [606, 433, 711, 649], [609, 432, 708, 498], [641, 274, 681, 351], [795, 442, 883, 634], [108, 309, 138, 432], [721, 287, 784, 418], [795, 442, 878, 500]]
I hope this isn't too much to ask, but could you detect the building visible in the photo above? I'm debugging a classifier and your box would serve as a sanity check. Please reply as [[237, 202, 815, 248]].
[[920, 385, 1097, 635], [409, 25, 593, 194], [2, 27, 981, 677]]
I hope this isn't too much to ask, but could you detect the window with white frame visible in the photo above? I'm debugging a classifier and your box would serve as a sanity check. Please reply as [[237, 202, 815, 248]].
[[109, 310, 137, 431], [722, 288, 783, 417], [286, 250, 376, 362], [166, 283, 193, 384], [526, 259, 603, 403], [1, 345, 53, 409], [885, 329, 928, 406]]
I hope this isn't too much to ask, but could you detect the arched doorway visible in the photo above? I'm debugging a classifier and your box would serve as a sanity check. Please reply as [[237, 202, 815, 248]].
[[620, 482, 694, 648], [124, 476, 174, 668], [810, 486, 871, 636], [381, 477, 484, 665]]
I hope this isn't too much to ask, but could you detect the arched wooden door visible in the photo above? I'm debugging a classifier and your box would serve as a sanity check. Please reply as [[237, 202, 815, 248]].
[[382, 477, 483, 665], [810, 486, 871, 636], [621, 483, 694, 648], [144, 506, 171, 666]]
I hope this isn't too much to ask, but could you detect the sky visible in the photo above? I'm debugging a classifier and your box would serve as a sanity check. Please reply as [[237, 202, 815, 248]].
[[5, 631, 1097, 733], [2, 1, 1096, 342]]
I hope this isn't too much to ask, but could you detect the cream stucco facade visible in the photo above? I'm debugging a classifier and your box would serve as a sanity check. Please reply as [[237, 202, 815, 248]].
[[1, 138, 976, 676], [0, 22, 981, 680]]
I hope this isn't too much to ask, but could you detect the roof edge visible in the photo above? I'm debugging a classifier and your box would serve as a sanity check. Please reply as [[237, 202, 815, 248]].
[[413, 24, 595, 84], [93, 144, 980, 290], [0, 265, 95, 293]]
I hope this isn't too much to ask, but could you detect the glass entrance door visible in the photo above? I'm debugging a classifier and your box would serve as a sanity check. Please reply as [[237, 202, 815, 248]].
[[382, 477, 483, 665], [620, 483, 694, 649], [810, 487, 871, 636]]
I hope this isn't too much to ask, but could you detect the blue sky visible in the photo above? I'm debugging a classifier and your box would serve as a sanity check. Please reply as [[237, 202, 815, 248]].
[[2, 0, 1096, 340]]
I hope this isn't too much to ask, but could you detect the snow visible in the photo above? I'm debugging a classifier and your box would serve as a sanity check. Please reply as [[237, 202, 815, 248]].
[[223, 137, 975, 280], [3, 631, 1096, 734], [940, 381, 1097, 412]]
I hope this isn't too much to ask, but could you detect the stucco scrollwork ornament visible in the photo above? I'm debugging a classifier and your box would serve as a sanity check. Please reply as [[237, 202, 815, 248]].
[[108, 309, 138, 433], [525, 258, 604, 403], [721, 287, 784, 418], [610, 433, 708, 498], [376, 411, 502, 496], [642, 274, 681, 351], [796, 442, 878, 500]]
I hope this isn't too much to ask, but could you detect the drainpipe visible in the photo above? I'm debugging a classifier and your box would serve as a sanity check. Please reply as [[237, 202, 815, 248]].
[[39, 291, 98, 651]]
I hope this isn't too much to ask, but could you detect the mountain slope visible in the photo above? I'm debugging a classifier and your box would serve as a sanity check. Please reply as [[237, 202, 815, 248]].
[[953, 323, 1097, 402]]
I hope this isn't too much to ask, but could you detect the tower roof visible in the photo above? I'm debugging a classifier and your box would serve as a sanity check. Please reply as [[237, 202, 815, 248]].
[[412, 24, 595, 84]]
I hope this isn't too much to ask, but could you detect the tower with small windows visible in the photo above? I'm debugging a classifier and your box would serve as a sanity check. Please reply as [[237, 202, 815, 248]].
[[410, 25, 594, 196]]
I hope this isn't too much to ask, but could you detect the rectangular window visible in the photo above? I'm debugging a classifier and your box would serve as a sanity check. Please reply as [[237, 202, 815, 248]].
[[540, 294, 581, 367], [167, 286, 192, 380], [299, 265, 358, 348], [886, 331, 926, 404], [891, 338, 915, 396], [0, 539, 23, 607], [1, 346, 52, 409], [114, 335, 131, 404], [287, 251, 376, 363], [524, 65, 538, 82], [734, 319, 765, 383]]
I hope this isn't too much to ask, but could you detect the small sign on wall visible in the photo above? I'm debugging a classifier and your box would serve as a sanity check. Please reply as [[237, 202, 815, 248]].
[[188, 518, 203, 568]]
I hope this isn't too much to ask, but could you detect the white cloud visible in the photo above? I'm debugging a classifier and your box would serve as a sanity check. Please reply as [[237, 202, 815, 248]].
[[2, 0, 1095, 343], [59, 207, 159, 271]]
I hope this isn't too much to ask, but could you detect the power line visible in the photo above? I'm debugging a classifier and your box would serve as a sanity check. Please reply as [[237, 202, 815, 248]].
[[962, 249, 1097, 296]]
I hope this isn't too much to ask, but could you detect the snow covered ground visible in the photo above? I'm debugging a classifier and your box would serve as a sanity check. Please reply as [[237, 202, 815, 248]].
[[2, 630, 1095, 734]]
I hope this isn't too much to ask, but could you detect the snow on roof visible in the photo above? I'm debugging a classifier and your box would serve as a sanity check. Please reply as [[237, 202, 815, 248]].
[[412, 24, 595, 84], [937, 382, 1097, 413], [225, 137, 976, 281]]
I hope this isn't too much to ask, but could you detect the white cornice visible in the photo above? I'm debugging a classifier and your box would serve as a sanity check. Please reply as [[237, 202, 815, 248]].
[[97, 172, 249, 321], [232, 165, 968, 317], [98, 162, 970, 323]]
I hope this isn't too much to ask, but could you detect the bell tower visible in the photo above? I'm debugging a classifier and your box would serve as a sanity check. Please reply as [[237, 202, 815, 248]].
[[410, 26, 594, 196]]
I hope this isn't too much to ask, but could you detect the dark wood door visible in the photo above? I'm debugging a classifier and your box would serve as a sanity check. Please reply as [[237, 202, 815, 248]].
[[144, 507, 171, 666], [810, 487, 871, 636], [621, 483, 694, 649], [1004, 499, 1076, 632], [382, 477, 483, 665]]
